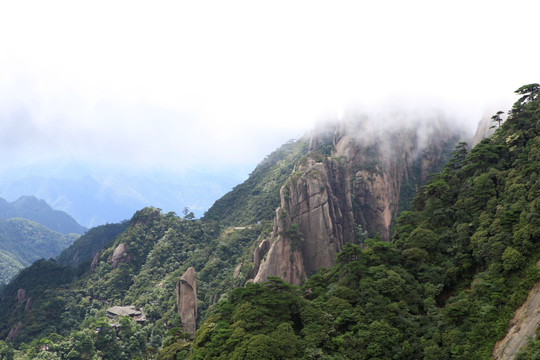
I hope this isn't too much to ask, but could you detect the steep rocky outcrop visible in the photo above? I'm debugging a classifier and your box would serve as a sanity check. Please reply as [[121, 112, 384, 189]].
[[110, 242, 129, 269], [24, 297, 32, 311], [253, 116, 462, 284], [334, 120, 453, 239], [253, 208, 307, 285], [91, 251, 101, 271], [7, 322, 22, 342], [492, 261, 540, 359], [16, 289, 25, 302], [176, 267, 197, 336], [472, 115, 496, 147]]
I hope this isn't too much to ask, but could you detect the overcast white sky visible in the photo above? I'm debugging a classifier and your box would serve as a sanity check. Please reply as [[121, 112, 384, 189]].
[[0, 0, 537, 176]]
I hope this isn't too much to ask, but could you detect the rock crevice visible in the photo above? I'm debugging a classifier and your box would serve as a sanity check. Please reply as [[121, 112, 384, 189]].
[[253, 118, 460, 285]]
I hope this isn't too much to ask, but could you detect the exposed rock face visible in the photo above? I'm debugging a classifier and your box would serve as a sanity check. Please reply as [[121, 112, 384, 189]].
[[70, 250, 80, 267], [253, 239, 270, 276], [233, 263, 243, 279], [492, 260, 540, 359], [176, 267, 197, 336], [24, 297, 33, 311], [283, 156, 355, 273], [334, 121, 452, 240], [472, 114, 496, 147], [91, 251, 101, 271], [253, 116, 461, 284], [254, 208, 307, 285], [16, 289, 26, 302], [110, 243, 129, 269], [7, 321, 22, 342]]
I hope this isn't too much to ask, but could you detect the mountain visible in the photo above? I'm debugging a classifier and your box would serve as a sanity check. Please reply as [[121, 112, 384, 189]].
[[203, 138, 309, 226], [0, 217, 79, 284], [0, 107, 462, 358], [0, 84, 538, 359], [253, 116, 461, 284], [56, 221, 130, 267], [186, 84, 540, 359], [0, 166, 245, 228], [0, 195, 86, 235]]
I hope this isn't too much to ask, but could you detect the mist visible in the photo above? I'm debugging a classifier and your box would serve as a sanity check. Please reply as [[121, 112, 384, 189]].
[[0, 1, 537, 224]]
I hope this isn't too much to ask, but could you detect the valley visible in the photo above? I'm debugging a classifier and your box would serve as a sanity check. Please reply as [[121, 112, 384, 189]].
[[0, 84, 538, 359]]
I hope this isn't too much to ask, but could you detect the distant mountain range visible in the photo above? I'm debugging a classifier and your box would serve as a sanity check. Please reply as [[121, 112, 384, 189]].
[[0, 84, 538, 359], [0, 195, 85, 284], [0, 196, 86, 235], [0, 165, 245, 227]]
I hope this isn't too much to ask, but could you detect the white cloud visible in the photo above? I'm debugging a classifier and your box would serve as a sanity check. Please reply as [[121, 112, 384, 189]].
[[0, 0, 537, 177]]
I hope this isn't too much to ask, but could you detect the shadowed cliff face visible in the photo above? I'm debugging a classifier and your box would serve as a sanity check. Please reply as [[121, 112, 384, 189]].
[[253, 114, 462, 284]]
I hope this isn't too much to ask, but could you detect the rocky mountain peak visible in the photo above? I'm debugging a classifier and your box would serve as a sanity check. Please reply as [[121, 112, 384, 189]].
[[253, 115, 462, 284]]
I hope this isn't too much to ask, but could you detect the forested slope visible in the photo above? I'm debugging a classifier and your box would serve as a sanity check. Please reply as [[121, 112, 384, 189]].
[[0, 196, 86, 235], [184, 84, 540, 359], [0, 218, 79, 284], [203, 138, 309, 226], [0, 84, 537, 359]]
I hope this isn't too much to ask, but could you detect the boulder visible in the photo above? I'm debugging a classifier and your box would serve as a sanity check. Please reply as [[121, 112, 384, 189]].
[[110, 243, 129, 269], [7, 322, 22, 342], [16, 289, 26, 302], [176, 267, 197, 336], [24, 297, 33, 311]]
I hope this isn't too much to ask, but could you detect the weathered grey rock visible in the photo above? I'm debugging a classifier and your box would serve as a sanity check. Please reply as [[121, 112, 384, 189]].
[[110, 243, 129, 269], [91, 251, 101, 271], [472, 113, 496, 147], [254, 208, 307, 285], [16, 289, 26, 302], [233, 262, 243, 279], [7, 322, 22, 342], [253, 117, 460, 285], [24, 297, 33, 311], [253, 239, 270, 276], [176, 267, 197, 336]]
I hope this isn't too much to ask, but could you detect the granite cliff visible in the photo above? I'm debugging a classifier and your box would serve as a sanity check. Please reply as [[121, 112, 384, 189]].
[[253, 115, 462, 284]]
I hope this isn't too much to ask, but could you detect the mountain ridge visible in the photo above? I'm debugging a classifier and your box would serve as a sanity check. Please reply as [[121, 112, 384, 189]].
[[0, 195, 86, 235], [0, 85, 538, 359]]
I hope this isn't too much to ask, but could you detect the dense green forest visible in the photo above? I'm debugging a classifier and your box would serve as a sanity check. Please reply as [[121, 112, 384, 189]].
[[165, 83, 540, 359], [0, 217, 79, 285], [203, 138, 309, 226], [0, 84, 538, 359]]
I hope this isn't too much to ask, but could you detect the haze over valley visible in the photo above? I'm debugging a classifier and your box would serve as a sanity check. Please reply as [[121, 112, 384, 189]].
[[0, 1, 539, 359]]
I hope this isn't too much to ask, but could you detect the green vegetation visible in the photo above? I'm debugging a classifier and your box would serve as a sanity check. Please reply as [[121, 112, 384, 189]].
[[185, 83, 540, 359], [0, 218, 79, 285], [0, 208, 262, 359], [0, 196, 87, 235], [203, 138, 308, 226], [0, 84, 538, 359], [56, 222, 129, 267]]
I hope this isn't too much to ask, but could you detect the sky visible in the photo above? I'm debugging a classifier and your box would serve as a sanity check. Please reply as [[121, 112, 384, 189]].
[[0, 1, 538, 198]]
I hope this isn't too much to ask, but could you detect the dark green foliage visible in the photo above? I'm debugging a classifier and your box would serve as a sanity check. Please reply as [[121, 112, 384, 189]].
[[0, 207, 262, 359], [56, 221, 129, 267], [188, 83, 540, 359], [2, 84, 540, 359], [187, 278, 304, 359], [0, 218, 78, 284], [203, 138, 308, 226]]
